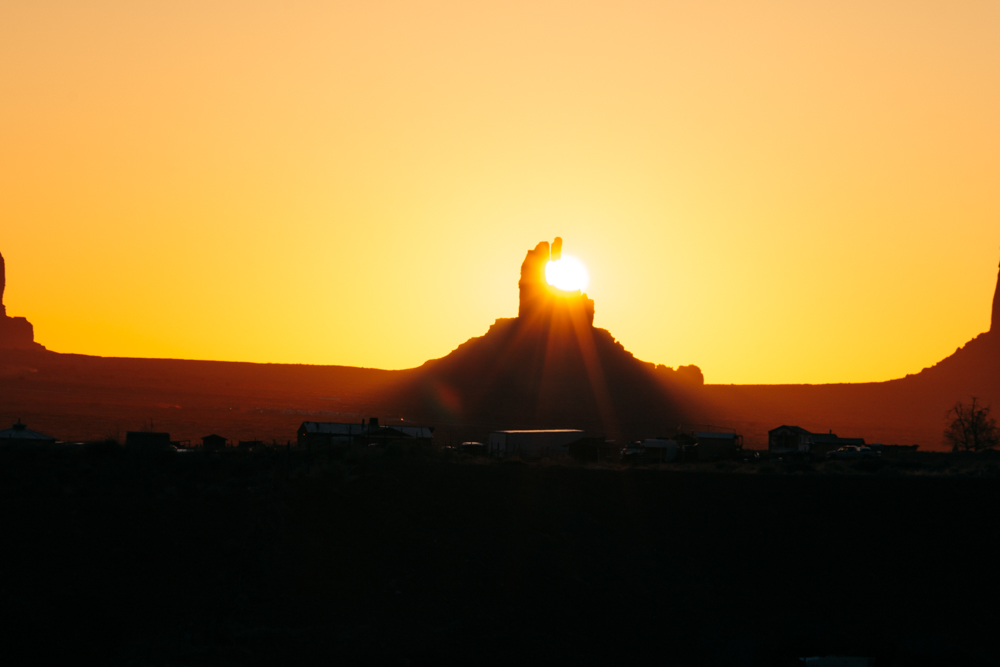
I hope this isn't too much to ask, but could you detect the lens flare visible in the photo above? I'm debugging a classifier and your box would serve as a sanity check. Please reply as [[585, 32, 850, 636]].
[[545, 256, 589, 292]]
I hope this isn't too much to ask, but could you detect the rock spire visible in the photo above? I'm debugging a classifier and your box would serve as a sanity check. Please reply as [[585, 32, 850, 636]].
[[992, 251, 1000, 334], [0, 250, 45, 350], [1, 250, 6, 318], [517, 238, 595, 325]]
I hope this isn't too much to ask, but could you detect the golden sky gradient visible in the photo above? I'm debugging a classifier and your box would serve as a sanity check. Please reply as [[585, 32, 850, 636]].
[[2, 1, 999, 384]]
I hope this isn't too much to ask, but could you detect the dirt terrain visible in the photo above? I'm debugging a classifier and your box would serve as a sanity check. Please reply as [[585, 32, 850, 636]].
[[0, 348, 405, 444], [1, 446, 997, 665]]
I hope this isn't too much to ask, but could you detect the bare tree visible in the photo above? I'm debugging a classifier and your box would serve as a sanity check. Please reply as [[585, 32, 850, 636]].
[[944, 397, 1000, 452], [103, 423, 123, 446]]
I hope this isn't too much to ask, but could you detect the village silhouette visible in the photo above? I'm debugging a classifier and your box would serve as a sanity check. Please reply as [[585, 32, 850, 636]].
[[1, 242, 999, 665]]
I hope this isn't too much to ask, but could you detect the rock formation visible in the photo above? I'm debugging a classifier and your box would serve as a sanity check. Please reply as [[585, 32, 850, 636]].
[[517, 240, 552, 319], [0, 250, 5, 318], [517, 237, 595, 325], [884, 249, 1000, 393], [0, 250, 45, 350], [992, 251, 1000, 334], [388, 238, 704, 442]]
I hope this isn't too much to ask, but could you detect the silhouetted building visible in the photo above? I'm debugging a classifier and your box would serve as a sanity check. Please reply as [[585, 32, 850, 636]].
[[811, 432, 865, 451], [126, 431, 172, 451], [0, 420, 56, 444], [694, 432, 743, 460], [641, 438, 680, 463], [768, 425, 811, 454], [488, 429, 585, 459], [768, 425, 864, 458], [297, 418, 433, 449], [566, 436, 615, 461], [202, 434, 228, 451]]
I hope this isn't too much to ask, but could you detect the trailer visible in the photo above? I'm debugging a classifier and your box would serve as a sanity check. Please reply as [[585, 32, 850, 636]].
[[488, 430, 585, 459], [641, 438, 679, 463], [694, 432, 743, 461]]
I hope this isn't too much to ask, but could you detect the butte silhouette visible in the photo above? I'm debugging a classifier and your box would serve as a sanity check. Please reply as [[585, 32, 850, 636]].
[[0, 251, 44, 351], [389, 238, 704, 441], [697, 249, 1000, 449], [899, 250, 1000, 385]]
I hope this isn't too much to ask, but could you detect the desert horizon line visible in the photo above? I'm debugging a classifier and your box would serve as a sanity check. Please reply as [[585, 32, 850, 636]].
[[5, 238, 999, 388]]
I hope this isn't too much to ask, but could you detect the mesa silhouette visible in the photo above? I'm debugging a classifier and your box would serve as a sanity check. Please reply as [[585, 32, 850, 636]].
[[701, 253, 1000, 448], [386, 238, 705, 443], [0, 251, 44, 351], [4, 242, 1000, 449], [0, 240, 704, 444]]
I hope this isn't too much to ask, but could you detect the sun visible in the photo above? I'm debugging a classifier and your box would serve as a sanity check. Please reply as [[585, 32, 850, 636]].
[[545, 255, 589, 292]]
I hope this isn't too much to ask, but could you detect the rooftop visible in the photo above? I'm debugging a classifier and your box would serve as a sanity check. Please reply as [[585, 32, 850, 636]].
[[0, 420, 56, 442]]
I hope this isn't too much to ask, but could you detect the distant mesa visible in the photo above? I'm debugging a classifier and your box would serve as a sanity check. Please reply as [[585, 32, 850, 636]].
[[992, 251, 1000, 335], [0, 251, 45, 351], [4, 241, 998, 451], [392, 238, 704, 442], [904, 249, 1000, 384]]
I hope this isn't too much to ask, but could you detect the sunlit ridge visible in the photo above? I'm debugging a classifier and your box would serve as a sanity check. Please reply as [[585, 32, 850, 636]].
[[545, 256, 589, 292]]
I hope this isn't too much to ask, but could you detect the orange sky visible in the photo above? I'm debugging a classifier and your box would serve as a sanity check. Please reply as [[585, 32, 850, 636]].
[[2, 1, 999, 384]]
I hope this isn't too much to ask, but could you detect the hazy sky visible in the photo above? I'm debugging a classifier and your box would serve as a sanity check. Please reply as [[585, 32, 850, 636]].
[[2, 1, 999, 384]]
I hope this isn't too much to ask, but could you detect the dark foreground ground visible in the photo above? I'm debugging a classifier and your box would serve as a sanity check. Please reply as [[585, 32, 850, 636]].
[[1, 446, 998, 666]]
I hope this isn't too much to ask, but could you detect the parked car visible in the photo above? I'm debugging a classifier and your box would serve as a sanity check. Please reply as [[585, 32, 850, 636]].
[[619, 441, 644, 463], [460, 442, 486, 456], [826, 445, 880, 460]]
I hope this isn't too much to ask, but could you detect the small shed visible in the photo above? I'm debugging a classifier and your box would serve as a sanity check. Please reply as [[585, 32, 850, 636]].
[[0, 420, 56, 445], [695, 432, 742, 461], [202, 434, 228, 452], [642, 438, 679, 463], [768, 425, 813, 455]]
